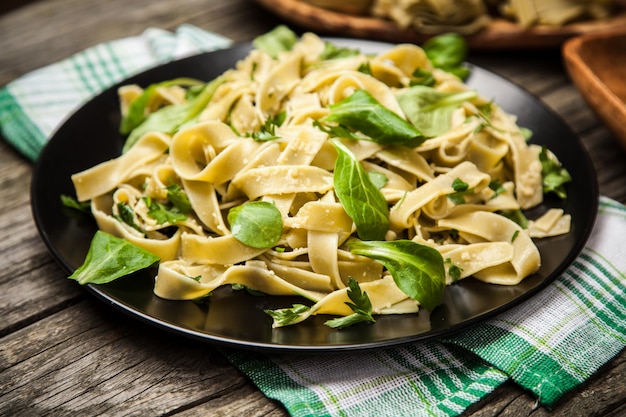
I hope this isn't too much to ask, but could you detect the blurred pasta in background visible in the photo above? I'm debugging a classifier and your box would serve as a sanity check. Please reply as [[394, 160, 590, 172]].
[[305, 0, 617, 33]]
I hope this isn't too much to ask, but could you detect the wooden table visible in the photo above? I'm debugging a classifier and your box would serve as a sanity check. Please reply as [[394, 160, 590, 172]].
[[1, 1, 625, 415]]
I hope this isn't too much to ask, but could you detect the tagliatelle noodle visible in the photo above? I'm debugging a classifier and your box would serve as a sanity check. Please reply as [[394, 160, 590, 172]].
[[71, 32, 571, 325]]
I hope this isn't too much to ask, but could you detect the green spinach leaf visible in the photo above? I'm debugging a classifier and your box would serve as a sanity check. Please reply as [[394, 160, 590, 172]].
[[120, 77, 204, 135], [123, 75, 224, 152], [69, 231, 160, 285], [410, 68, 436, 87], [322, 90, 425, 147], [252, 25, 298, 59], [346, 239, 445, 312], [320, 41, 360, 60], [332, 140, 389, 241], [396, 86, 477, 137], [227, 201, 283, 249], [422, 33, 470, 80], [498, 209, 529, 229]]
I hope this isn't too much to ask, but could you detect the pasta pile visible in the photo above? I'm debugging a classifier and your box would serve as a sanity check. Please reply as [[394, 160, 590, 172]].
[[71, 31, 570, 327]]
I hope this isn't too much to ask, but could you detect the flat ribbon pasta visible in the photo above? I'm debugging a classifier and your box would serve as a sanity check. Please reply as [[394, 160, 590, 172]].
[[70, 30, 571, 330]]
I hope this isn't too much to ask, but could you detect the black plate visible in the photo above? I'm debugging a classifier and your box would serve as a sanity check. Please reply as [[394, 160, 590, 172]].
[[31, 39, 598, 352]]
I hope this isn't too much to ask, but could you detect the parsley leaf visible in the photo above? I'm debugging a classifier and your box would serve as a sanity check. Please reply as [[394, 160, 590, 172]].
[[60, 194, 91, 213], [114, 202, 143, 233], [539, 146, 571, 199], [325, 277, 376, 329], [445, 258, 463, 282], [251, 111, 286, 141], [488, 179, 507, 198], [166, 184, 191, 214], [144, 196, 187, 225], [265, 304, 310, 326], [447, 177, 473, 204]]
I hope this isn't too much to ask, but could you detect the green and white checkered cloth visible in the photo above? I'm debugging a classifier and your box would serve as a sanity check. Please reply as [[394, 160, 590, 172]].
[[2, 25, 625, 417], [0, 24, 232, 161]]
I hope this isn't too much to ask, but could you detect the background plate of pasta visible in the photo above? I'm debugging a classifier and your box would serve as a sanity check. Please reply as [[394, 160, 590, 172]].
[[255, 0, 626, 50], [31, 28, 598, 352]]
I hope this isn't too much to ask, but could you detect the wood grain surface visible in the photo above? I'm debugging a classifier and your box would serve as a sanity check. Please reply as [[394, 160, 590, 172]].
[[1, 0, 625, 416]]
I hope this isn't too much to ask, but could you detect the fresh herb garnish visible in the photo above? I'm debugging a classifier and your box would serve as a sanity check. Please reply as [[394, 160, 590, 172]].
[[122, 76, 224, 152], [120, 77, 204, 135], [319, 42, 360, 60], [165, 183, 192, 214], [445, 258, 463, 282], [321, 90, 425, 147], [332, 140, 389, 241], [448, 177, 473, 204], [265, 303, 310, 327], [227, 201, 283, 249], [498, 209, 529, 229], [409, 68, 436, 87], [114, 202, 143, 233], [346, 239, 445, 312], [251, 111, 286, 141], [68, 231, 160, 285], [313, 119, 366, 141], [396, 86, 478, 137], [60, 194, 91, 213], [488, 179, 507, 198], [539, 146, 571, 199], [144, 196, 187, 225], [357, 61, 372, 75], [422, 33, 470, 80], [232, 283, 266, 296], [252, 25, 298, 59], [325, 277, 376, 329]]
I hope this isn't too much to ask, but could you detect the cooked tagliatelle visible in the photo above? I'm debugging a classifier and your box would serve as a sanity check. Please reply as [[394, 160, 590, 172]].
[[70, 28, 572, 328]]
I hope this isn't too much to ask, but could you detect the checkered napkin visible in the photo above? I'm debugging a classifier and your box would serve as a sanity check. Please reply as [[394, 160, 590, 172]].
[[2, 26, 624, 417]]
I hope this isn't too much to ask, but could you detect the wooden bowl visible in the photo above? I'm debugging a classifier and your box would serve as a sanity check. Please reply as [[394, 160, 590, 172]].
[[563, 27, 626, 150]]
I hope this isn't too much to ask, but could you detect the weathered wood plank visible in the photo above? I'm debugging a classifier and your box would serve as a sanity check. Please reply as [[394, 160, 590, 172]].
[[0, 0, 280, 87], [0, 300, 288, 416], [0, 1, 624, 416]]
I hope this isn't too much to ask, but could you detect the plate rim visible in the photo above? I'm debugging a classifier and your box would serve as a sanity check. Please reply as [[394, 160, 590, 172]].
[[30, 39, 599, 352]]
